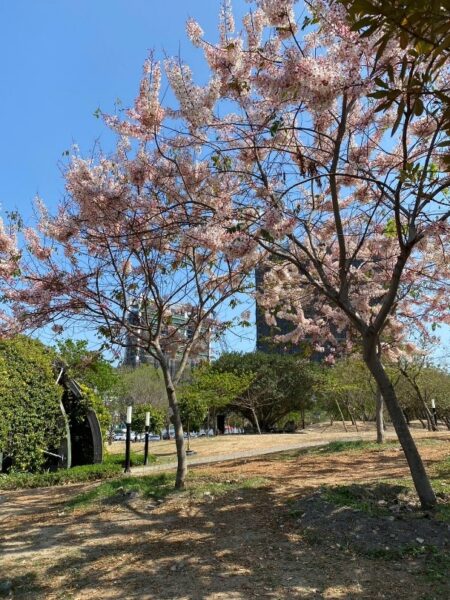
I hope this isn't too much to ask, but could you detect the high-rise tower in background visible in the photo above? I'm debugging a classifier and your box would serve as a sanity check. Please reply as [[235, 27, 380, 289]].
[[123, 303, 212, 376]]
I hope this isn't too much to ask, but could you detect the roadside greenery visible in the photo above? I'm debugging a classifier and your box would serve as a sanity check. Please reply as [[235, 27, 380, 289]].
[[178, 365, 253, 432], [131, 403, 166, 434], [0, 336, 64, 472]]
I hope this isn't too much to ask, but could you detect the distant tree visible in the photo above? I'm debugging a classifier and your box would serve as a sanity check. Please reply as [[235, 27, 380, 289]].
[[179, 365, 253, 433], [177, 394, 208, 434], [212, 353, 320, 432], [118, 365, 167, 413], [55, 339, 119, 397], [132, 402, 166, 434], [319, 357, 379, 432], [392, 357, 450, 430]]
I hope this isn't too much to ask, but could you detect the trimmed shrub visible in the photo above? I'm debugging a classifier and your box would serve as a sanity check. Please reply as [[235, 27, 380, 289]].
[[0, 336, 64, 472]]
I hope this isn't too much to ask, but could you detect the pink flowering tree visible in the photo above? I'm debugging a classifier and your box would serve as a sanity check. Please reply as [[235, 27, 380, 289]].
[[0, 217, 19, 325], [6, 109, 256, 487], [149, 0, 449, 507]]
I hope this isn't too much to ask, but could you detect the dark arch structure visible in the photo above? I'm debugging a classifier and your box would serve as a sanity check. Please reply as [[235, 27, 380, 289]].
[[55, 365, 103, 468]]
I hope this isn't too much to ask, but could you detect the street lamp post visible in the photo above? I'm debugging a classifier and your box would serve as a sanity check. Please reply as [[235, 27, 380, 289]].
[[124, 405, 132, 473], [431, 399, 438, 428], [144, 411, 150, 466], [186, 414, 196, 455]]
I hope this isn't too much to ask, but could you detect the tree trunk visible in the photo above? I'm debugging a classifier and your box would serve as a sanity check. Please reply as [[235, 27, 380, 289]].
[[348, 408, 359, 431], [375, 387, 385, 444], [403, 409, 410, 426], [418, 415, 427, 429], [212, 408, 217, 436], [364, 341, 436, 509], [301, 407, 305, 430], [251, 408, 262, 435], [421, 401, 437, 432], [335, 398, 348, 431], [160, 366, 187, 489]]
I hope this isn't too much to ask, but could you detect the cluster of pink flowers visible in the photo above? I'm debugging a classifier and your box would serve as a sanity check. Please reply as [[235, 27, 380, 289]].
[[0, 218, 17, 279]]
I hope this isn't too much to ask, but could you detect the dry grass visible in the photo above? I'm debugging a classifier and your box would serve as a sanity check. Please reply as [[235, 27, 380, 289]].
[[108, 422, 442, 464]]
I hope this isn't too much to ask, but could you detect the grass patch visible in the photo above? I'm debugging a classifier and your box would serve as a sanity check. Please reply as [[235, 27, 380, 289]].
[[271, 439, 399, 461], [186, 474, 268, 499], [66, 471, 268, 510], [66, 472, 175, 509], [322, 482, 410, 516], [103, 450, 156, 468], [272, 437, 445, 462], [366, 544, 450, 583], [0, 450, 156, 491], [317, 439, 396, 454], [433, 455, 450, 480]]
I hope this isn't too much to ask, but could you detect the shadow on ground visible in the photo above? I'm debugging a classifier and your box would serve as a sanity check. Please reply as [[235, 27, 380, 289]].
[[1, 441, 449, 600]]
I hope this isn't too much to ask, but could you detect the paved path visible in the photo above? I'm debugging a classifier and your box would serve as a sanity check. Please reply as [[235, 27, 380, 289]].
[[129, 431, 401, 476]]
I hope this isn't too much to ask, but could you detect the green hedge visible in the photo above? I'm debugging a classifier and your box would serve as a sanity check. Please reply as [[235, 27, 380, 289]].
[[0, 450, 155, 490], [0, 336, 64, 472]]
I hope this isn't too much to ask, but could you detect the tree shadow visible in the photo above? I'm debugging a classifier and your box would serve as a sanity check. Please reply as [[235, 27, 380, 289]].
[[1, 480, 443, 599]]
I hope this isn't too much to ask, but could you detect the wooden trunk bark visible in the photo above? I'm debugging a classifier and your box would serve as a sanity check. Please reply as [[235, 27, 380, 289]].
[[252, 408, 262, 435], [160, 366, 187, 489], [364, 341, 436, 509], [335, 398, 348, 431]]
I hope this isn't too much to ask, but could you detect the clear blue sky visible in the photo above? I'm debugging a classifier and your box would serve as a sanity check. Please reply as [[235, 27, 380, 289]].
[[0, 0, 245, 221], [0, 1, 447, 362]]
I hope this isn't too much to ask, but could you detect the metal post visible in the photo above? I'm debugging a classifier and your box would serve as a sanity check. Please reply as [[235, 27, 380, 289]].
[[431, 399, 438, 428], [144, 411, 150, 466], [124, 405, 132, 473], [124, 423, 132, 473], [186, 414, 195, 455], [144, 425, 150, 466], [188, 414, 190, 452]]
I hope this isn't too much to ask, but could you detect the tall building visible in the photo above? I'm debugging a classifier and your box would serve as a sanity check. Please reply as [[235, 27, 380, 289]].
[[123, 303, 212, 376]]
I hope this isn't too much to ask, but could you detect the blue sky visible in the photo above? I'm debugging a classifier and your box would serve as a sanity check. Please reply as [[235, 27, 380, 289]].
[[0, 1, 243, 221]]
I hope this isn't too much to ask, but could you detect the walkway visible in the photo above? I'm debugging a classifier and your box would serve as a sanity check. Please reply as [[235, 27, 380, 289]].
[[129, 430, 401, 475]]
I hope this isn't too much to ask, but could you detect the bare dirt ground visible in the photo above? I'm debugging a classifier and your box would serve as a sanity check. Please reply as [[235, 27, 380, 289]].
[[1, 430, 449, 600]]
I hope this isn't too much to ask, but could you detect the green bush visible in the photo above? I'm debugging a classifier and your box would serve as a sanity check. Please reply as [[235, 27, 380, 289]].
[[131, 403, 165, 434], [0, 450, 156, 490], [0, 336, 64, 472]]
